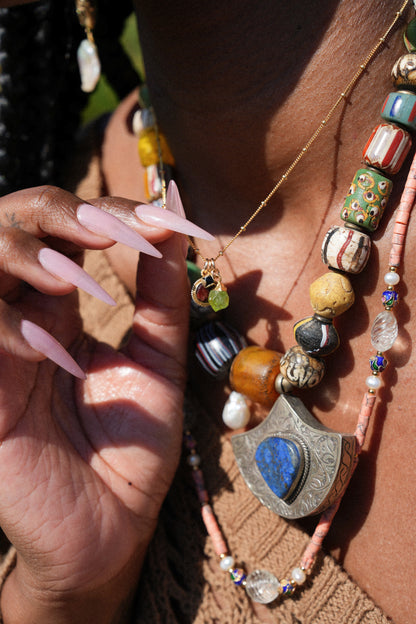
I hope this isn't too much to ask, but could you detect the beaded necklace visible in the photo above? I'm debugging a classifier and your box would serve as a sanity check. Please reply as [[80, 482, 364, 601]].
[[134, 0, 416, 604]]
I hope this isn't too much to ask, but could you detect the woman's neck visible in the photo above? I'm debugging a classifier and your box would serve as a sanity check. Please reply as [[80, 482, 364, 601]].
[[133, 0, 408, 226]]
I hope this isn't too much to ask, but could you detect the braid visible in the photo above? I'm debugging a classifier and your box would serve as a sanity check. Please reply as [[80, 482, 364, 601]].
[[0, 0, 140, 197], [0, 0, 87, 195]]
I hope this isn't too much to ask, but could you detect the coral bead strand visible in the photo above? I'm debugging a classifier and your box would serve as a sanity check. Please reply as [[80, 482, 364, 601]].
[[390, 150, 416, 266]]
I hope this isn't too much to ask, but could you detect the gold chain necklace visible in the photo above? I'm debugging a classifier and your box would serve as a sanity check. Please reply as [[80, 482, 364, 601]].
[[149, 0, 410, 313]]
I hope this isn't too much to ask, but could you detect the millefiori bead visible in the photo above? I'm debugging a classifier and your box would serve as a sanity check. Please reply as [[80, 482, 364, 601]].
[[381, 91, 416, 132], [341, 168, 393, 232], [309, 272, 355, 318], [245, 570, 281, 604], [222, 391, 250, 429], [382, 289, 399, 309], [362, 123, 411, 175], [195, 321, 246, 378], [370, 310, 398, 351], [321, 225, 371, 273], [370, 354, 388, 373]]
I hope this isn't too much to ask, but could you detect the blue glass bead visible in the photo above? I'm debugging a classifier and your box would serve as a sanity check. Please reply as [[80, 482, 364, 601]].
[[382, 289, 399, 310], [370, 354, 388, 373], [280, 579, 295, 595], [381, 92, 416, 132], [230, 568, 247, 585], [195, 321, 247, 378], [255, 437, 303, 501]]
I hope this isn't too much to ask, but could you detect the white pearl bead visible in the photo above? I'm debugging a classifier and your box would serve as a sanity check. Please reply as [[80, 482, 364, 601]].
[[222, 392, 250, 429], [366, 375, 381, 390], [220, 555, 235, 571], [187, 453, 201, 467], [132, 110, 144, 136], [291, 567, 306, 584], [384, 271, 400, 286]]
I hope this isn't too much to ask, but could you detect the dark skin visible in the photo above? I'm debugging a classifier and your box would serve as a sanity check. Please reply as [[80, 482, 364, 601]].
[[0, 0, 414, 623]]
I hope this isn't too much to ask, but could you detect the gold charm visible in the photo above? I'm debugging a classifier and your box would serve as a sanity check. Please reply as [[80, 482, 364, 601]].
[[191, 260, 229, 311]]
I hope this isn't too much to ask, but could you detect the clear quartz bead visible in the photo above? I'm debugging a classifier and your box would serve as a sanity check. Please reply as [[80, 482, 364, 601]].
[[370, 311, 398, 352], [77, 39, 101, 93], [245, 569, 280, 604]]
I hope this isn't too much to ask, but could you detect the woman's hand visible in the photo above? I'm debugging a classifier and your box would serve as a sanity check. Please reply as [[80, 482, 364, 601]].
[[0, 184, 209, 623]]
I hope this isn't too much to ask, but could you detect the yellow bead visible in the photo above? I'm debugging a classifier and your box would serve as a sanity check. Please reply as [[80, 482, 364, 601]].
[[138, 128, 175, 167], [229, 346, 281, 407], [309, 272, 354, 319]]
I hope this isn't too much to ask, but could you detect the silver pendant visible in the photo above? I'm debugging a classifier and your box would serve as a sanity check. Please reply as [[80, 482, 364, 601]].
[[231, 394, 356, 519]]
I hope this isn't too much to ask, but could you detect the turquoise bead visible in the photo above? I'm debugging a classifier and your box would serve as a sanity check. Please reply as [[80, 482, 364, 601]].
[[341, 168, 392, 232], [381, 91, 416, 132]]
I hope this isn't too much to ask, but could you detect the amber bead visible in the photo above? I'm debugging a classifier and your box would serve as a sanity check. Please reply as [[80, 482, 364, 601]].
[[229, 346, 282, 407], [138, 128, 175, 167], [309, 272, 355, 319]]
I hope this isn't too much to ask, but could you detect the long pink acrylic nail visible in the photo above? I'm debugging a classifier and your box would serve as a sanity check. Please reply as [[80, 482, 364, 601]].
[[135, 199, 215, 241], [77, 203, 162, 258], [166, 180, 186, 218], [38, 248, 116, 306], [21, 320, 86, 379]]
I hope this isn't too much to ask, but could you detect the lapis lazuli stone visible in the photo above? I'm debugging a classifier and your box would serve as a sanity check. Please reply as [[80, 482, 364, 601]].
[[255, 437, 302, 500]]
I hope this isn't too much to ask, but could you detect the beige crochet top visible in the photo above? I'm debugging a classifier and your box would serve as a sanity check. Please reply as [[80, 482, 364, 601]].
[[0, 128, 392, 624]]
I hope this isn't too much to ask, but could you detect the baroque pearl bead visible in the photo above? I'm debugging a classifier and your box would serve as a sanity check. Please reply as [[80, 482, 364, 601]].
[[222, 392, 250, 429], [77, 39, 101, 93], [371, 311, 398, 351], [245, 569, 281, 604]]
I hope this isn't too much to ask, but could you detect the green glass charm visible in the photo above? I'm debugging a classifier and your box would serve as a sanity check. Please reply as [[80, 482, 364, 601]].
[[208, 288, 230, 312], [404, 18, 416, 52]]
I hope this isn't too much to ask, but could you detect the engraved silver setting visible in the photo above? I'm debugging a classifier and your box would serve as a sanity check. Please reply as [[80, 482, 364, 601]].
[[231, 394, 356, 519]]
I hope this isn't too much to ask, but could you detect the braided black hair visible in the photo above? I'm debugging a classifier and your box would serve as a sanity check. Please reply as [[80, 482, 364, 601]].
[[0, 0, 139, 197]]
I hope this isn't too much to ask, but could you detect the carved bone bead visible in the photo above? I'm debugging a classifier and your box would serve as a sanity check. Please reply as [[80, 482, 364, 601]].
[[309, 272, 355, 319], [229, 346, 281, 407], [321, 225, 371, 274], [392, 53, 416, 90], [279, 346, 325, 389]]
